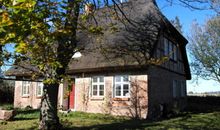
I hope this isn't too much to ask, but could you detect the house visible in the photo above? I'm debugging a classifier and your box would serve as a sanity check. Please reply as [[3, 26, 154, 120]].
[[5, 0, 191, 119]]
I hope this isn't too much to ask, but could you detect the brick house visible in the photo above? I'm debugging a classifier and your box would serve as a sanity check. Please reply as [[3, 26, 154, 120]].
[[5, 0, 191, 119]]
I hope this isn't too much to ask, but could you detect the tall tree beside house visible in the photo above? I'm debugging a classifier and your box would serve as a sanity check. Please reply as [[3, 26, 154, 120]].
[[0, 46, 3, 78], [0, 0, 161, 129], [189, 16, 220, 83], [0, 0, 98, 129], [171, 16, 183, 33]]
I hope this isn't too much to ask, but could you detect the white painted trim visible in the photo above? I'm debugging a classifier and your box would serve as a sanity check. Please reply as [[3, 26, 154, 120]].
[[21, 81, 31, 97], [91, 76, 105, 97], [113, 75, 131, 98], [60, 83, 63, 109]]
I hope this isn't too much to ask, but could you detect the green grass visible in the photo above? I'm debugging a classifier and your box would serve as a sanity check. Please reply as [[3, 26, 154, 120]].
[[0, 109, 220, 130]]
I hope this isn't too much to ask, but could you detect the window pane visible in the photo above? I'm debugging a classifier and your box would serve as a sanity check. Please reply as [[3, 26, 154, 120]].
[[123, 90, 129, 96], [93, 85, 97, 90], [123, 84, 129, 90], [100, 85, 104, 91], [115, 84, 121, 96], [99, 91, 104, 96], [115, 76, 121, 82], [93, 90, 97, 96], [164, 38, 168, 56], [123, 84, 129, 96], [173, 80, 177, 98], [27, 85, 29, 94], [23, 86, 26, 95], [23, 81, 30, 95], [123, 76, 128, 82], [173, 45, 177, 61], [37, 82, 43, 96], [99, 77, 104, 82], [92, 77, 97, 83], [169, 41, 172, 58]]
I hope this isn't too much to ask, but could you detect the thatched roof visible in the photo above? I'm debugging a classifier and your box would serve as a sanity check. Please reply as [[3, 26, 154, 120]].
[[5, 62, 39, 77], [5, 0, 191, 80], [67, 0, 191, 79]]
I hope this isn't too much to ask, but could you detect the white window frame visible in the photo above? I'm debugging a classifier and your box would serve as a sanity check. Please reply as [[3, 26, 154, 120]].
[[22, 81, 30, 96], [114, 75, 130, 98], [36, 82, 43, 97], [91, 76, 105, 97]]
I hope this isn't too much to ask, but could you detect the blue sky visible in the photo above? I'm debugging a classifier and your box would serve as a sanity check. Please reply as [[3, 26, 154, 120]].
[[156, 0, 220, 93]]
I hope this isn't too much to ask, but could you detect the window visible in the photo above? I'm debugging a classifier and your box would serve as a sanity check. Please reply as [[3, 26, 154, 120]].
[[173, 80, 186, 98], [164, 38, 169, 56], [114, 75, 130, 98], [22, 81, 30, 96], [180, 81, 186, 97], [173, 80, 177, 98], [91, 77, 105, 97], [164, 38, 178, 61], [36, 82, 43, 97]]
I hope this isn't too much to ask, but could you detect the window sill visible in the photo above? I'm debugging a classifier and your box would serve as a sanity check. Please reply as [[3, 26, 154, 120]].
[[90, 97, 104, 101], [113, 98, 130, 101], [36, 96, 43, 99], [22, 95, 30, 98]]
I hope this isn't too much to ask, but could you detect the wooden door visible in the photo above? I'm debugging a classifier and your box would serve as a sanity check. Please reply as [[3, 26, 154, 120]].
[[69, 83, 75, 109]]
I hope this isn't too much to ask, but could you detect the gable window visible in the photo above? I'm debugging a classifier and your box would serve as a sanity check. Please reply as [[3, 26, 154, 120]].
[[22, 81, 30, 96], [91, 77, 105, 97], [36, 82, 43, 97], [114, 75, 130, 98], [164, 38, 178, 61]]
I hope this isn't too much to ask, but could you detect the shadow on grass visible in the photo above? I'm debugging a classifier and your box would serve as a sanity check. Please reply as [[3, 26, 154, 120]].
[[62, 112, 220, 130], [62, 119, 159, 130], [15, 109, 40, 115], [13, 117, 37, 121], [13, 109, 39, 121]]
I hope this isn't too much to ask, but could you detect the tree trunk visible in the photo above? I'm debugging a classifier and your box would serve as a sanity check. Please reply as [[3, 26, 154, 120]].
[[39, 83, 61, 130]]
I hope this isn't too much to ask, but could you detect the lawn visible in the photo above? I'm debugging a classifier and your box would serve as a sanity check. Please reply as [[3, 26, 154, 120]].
[[1, 96, 220, 130], [1, 108, 220, 130]]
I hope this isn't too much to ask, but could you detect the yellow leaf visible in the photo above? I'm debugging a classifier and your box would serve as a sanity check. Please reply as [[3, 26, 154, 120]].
[[15, 42, 28, 54]]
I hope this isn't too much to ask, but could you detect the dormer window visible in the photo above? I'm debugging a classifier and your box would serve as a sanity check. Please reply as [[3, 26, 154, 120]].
[[72, 52, 82, 59]]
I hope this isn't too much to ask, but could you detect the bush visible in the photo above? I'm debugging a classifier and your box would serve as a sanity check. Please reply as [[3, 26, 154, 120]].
[[0, 80, 15, 104], [186, 96, 220, 113]]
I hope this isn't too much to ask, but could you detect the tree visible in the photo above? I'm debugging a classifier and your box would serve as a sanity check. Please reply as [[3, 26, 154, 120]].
[[189, 16, 220, 83], [0, 0, 161, 129], [0, 0, 102, 129], [163, 0, 220, 13], [170, 16, 183, 33]]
